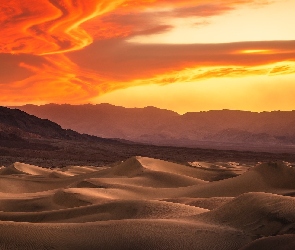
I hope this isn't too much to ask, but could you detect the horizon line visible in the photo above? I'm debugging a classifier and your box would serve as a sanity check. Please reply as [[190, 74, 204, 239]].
[[4, 103, 295, 115]]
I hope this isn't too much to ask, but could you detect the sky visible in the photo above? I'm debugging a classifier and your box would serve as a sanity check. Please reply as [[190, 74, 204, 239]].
[[1, 0, 295, 113]]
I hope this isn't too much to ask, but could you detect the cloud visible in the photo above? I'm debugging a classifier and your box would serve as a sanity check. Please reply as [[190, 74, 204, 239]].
[[68, 39, 295, 81], [171, 4, 233, 17], [0, 54, 105, 104], [81, 10, 174, 40], [0, 0, 276, 54], [82, 1, 258, 40], [0, 0, 123, 55], [1, 38, 294, 104], [0, 0, 292, 105], [0, 54, 46, 83]]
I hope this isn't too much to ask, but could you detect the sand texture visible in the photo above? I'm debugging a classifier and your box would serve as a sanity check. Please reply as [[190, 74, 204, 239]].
[[0, 157, 295, 249]]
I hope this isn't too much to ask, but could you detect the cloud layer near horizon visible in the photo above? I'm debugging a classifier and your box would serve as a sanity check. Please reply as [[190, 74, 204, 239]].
[[1, 0, 295, 109]]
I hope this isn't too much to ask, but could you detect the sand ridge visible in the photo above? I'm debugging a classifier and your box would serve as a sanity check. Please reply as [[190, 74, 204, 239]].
[[0, 157, 295, 249]]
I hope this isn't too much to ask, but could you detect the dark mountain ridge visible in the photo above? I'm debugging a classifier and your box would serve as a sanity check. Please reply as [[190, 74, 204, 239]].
[[0, 106, 76, 140], [0, 106, 123, 143]]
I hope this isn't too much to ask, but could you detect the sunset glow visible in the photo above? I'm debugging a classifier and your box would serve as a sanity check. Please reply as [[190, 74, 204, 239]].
[[1, 0, 295, 112]]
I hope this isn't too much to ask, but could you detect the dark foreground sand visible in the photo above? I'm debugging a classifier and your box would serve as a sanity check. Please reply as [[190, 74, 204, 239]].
[[0, 157, 295, 249]]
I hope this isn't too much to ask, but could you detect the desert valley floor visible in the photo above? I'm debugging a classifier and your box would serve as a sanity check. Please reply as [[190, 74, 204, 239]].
[[0, 156, 295, 249]]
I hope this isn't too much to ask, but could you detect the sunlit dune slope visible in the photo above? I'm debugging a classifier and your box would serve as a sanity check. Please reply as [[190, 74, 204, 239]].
[[0, 162, 52, 176]]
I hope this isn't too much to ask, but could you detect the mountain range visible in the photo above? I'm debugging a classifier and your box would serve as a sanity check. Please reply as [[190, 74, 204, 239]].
[[14, 103, 295, 153], [2, 106, 294, 168]]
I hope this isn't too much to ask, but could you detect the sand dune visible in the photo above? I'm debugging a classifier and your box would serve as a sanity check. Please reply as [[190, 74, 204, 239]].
[[0, 199, 208, 223], [162, 197, 234, 210], [138, 156, 239, 181], [0, 157, 294, 249], [240, 234, 295, 250], [101, 156, 206, 178], [179, 161, 295, 198], [0, 162, 52, 176], [197, 192, 295, 237], [0, 220, 251, 250]]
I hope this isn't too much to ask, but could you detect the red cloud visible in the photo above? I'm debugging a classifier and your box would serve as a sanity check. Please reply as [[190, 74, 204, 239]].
[[0, 0, 292, 105], [0, 0, 122, 55], [82, 2, 245, 40], [0, 0, 272, 54], [68, 40, 295, 81]]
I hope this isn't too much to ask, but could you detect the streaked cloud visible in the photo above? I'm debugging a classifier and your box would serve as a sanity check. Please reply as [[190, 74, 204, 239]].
[[0, 0, 294, 111]]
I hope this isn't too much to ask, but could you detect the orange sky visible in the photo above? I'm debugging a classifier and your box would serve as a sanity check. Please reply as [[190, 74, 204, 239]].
[[1, 0, 295, 112]]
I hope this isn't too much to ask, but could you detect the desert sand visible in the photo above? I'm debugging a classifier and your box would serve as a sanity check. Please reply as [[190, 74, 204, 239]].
[[0, 157, 295, 249]]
